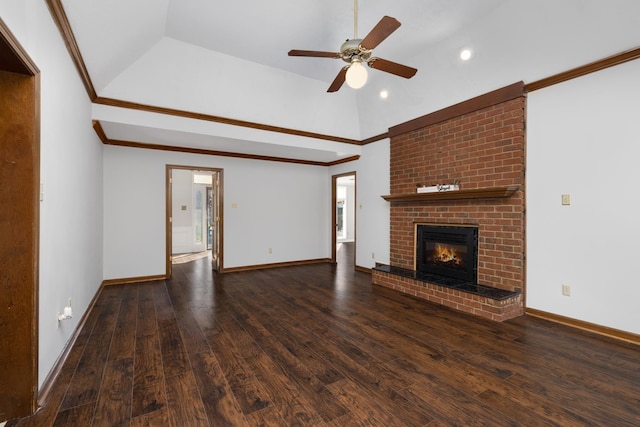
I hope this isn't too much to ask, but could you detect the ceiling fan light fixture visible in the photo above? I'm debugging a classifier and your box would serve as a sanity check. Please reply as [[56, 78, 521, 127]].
[[459, 48, 473, 61], [346, 59, 368, 89]]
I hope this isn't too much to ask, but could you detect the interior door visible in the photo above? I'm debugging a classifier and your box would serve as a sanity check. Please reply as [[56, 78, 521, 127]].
[[0, 24, 40, 421], [192, 184, 207, 253], [206, 186, 213, 250], [211, 171, 222, 271]]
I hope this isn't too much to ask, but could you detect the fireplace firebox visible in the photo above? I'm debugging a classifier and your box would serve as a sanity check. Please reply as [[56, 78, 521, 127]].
[[416, 224, 478, 283]]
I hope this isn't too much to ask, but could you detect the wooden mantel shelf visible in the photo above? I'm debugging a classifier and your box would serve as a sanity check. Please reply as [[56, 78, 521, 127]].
[[381, 186, 519, 203]]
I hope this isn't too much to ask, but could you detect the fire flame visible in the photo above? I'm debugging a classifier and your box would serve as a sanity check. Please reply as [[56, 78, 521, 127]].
[[435, 244, 461, 265]]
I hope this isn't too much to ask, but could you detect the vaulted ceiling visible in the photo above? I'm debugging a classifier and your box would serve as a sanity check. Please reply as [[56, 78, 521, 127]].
[[54, 0, 640, 164]]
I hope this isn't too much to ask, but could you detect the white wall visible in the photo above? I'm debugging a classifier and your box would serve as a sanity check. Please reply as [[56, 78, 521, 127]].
[[330, 139, 390, 269], [104, 146, 331, 277], [0, 0, 104, 388], [223, 159, 329, 268], [527, 58, 640, 335], [171, 169, 193, 228]]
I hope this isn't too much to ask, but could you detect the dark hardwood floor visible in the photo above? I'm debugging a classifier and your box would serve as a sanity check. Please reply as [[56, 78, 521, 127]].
[[11, 242, 640, 426]]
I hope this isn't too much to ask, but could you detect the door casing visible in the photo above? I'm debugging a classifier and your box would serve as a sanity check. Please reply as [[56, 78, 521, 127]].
[[166, 165, 223, 276], [331, 172, 356, 264]]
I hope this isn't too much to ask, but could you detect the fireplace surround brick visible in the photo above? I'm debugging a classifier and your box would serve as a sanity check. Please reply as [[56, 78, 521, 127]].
[[376, 83, 526, 321]]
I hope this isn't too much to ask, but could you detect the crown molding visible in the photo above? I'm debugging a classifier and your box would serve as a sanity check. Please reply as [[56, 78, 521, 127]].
[[525, 46, 640, 92], [94, 97, 362, 146], [45, 0, 96, 99], [93, 120, 360, 167], [389, 82, 525, 138]]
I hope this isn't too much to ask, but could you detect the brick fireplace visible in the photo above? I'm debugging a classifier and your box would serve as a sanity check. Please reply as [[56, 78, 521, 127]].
[[372, 82, 526, 321]]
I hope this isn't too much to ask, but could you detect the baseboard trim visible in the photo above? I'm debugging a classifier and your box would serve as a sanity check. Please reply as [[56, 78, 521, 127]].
[[37, 282, 105, 407], [526, 308, 640, 346], [102, 274, 167, 286], [355, 265, 372, 274], [222, 258, 332, 273]]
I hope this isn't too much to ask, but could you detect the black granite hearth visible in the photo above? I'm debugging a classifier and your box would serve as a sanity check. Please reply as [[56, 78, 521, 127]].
[[373, 264, 519, 301]]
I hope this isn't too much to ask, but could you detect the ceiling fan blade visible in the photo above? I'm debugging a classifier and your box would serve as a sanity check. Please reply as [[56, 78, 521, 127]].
[[368, 58, 417, 79], [359, 16, 401, 51], [327, 67, 348, 92], [288, 50, 341, 58]]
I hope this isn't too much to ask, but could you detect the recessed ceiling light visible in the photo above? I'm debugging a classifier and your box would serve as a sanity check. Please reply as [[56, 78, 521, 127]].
[[380, 90, 389, 99], [459, 48, 473, 61]]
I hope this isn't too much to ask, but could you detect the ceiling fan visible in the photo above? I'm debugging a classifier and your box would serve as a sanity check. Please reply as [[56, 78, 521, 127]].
[[288, 0, 417, 92]]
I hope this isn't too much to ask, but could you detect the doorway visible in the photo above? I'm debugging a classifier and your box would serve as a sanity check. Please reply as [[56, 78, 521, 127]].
[[166, 165, 223, 277], [331, 172, 356, 267], [0, 20, 40, 420]]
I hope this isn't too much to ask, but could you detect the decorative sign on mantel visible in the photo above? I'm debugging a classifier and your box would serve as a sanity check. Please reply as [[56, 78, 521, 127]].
[[417, 183, 460, 193]]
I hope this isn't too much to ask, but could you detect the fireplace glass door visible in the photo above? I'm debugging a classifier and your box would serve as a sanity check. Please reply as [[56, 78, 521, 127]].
[[416, 224, 478, 283]]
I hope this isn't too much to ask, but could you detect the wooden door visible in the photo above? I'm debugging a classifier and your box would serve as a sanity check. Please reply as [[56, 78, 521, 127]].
[[0, 20, 40, 421], [211, 171, 222, 271]]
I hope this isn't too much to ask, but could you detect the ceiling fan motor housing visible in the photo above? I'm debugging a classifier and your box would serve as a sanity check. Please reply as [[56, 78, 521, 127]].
[[340, 39, 371, 63]]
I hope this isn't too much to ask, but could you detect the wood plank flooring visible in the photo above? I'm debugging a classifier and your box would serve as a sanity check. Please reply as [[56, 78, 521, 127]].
[[10, 243, 640, 426]]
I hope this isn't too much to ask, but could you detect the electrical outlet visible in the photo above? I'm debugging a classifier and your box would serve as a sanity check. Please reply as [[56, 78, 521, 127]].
[[562, 284, 571, 296], [561, 194, 571, 206], [268, 247, 272, 254], [371, 252, 375, 259]]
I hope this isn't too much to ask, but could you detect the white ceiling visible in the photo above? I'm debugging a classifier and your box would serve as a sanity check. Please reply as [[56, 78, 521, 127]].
[[60, 0, 640, 163]]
